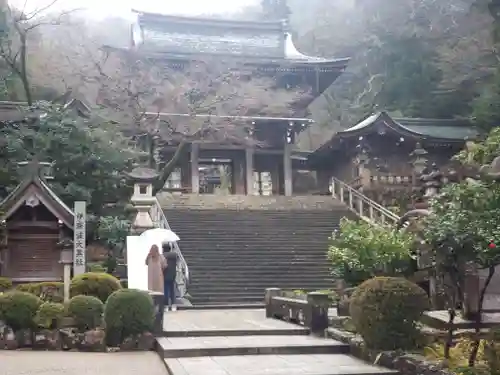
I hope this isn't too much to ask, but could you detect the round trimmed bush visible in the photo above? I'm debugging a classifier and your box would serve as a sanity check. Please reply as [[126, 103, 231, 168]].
[[0, 277, 12, 292], [350, 276, 430, 350], [67, 295, 104, 331], [104, 289, 154, 346], [31, 282, 65, 303], [35, 302, 66, 329], [0, 291, 42, 331], [70, 272, 121, 303]]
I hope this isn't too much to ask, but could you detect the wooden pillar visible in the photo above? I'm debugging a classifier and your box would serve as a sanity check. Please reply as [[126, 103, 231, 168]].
[[245, 148, 254, 195], [190, 143, 199, 194], [283, 143, 293, 196]]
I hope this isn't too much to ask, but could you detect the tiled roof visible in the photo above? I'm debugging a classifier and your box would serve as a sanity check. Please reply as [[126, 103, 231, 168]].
[[131, 10, 349, 67], [310, 111, 479, 159]]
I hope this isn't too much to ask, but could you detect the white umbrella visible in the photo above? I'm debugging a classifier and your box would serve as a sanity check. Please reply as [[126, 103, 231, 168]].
[[140, 228, 180, 245]]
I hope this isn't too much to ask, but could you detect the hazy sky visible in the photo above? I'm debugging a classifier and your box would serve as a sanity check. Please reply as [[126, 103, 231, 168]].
[[9, 0, 259, 19]]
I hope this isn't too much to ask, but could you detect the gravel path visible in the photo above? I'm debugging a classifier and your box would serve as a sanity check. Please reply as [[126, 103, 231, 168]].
[[0, 351, 167, 375]]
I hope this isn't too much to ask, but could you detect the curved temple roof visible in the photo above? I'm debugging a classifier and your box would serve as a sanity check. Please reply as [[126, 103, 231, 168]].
[[311, 111, 479, 159], [130, 9, 349, 69]]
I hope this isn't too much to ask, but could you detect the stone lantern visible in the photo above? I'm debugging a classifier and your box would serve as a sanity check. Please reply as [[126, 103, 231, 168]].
[[411, 142, 428, 175], [420, 163, 444, 199], [126, 167, 159, 235]]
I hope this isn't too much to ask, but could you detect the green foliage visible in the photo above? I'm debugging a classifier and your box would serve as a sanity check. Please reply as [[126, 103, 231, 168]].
[[0, 277, 12, 292], [328, 218, 416, 286], [67, 295, 104, 331], [0, 102, 135, 214], [0, 291, 42, 331], [35, 302, 65, 329], [472, 68, 500, 131], [15, 282, 64, 303], [455, 127, 500, 166], [70, 272, 122, 303], [104, 289, 154, 346], [424, 181, 500, 269], [88, 263, 106, 273], [350, 277, 429, 351]]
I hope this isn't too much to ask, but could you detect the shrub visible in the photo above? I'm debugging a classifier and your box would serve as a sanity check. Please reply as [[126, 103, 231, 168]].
[[104, 289, 154, 346], [0, 277, 12, 292], [0, 291, 41, 331], [70, 272, 121, 303], [328, 218, 415, 286], [350, 276, 429, 350], [35, 302, 66, 329], [120, 279, 128, 289], [88, 263, 107, 273], [16, 283, 37, 293], [32, 282, 64, 303], [67, 295, 104, 331]]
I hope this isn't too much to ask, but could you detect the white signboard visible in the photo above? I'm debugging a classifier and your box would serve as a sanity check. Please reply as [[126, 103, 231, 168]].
[[73, 201, 87, 275], [126, 236, 150, 291]]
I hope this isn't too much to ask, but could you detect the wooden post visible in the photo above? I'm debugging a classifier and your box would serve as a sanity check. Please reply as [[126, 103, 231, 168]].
[[265, 288, 282, 318], [191, 143, 199, 194], [306, 292, 330, 335]]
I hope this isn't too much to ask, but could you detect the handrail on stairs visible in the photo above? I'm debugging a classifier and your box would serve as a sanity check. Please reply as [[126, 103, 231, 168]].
[[330, 176, 401, 227], [149, 198, 190, 299]]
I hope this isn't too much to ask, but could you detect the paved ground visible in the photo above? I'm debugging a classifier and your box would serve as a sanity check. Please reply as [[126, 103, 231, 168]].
[[1, 351, 167, 375], [165, 354, 396, 375], [163, 309, 307, 334]]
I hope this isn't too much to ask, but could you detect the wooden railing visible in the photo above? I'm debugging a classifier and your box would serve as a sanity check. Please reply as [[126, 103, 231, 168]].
[[149, 198, 189, 298], [330, 176, 401, 227]]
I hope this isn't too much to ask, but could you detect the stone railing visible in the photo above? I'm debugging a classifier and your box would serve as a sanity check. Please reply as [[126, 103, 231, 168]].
[[149, 198, 189, 299], [265, 288, 330, 335], [331, 176, 401, 227]]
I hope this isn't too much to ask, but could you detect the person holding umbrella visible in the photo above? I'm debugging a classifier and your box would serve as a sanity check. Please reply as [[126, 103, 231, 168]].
[[162, 242, 178, 311], [145, 244, 167, 294]]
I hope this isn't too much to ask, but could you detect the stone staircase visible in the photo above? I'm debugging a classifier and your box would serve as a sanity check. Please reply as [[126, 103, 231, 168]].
[[156, 308, 397, 375], [158, 194, 355, 305]]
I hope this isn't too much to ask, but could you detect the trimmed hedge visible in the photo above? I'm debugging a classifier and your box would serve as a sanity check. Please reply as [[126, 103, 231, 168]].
[[70, 272, 121, 303], [0, 291, 42, 331], [350, 276, 429, 351], [35, 302, 66, 329], [67, 295, 104, 331], [104, 289, 154, 346], [0, 277, 12, 292], [15, 282, 64, 302]]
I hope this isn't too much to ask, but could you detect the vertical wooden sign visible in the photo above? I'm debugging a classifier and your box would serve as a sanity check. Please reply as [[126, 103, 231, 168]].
[[73, 201, 87, 275]]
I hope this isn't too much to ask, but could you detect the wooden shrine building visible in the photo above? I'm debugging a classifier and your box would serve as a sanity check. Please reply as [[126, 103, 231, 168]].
[[308, 111, 479, 198], [121, 10, 350, 196], [0, 162, 74, 283]]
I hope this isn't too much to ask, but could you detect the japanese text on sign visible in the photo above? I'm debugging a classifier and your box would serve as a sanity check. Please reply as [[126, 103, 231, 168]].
[[73, 201, 86, 275]]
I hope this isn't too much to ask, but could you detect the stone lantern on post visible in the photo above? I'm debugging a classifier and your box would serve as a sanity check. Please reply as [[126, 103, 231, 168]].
[[127, 167, 159, 235], [58, 237, 74, 302]]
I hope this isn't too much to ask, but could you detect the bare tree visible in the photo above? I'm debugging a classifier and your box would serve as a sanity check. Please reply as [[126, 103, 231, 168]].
[[29, 18, 309, 191], [0, 0, 78, 104]]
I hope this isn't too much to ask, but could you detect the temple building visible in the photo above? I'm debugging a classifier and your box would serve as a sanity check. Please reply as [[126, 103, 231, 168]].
[[125, 10, 350, 196], [308, 111, 479, 204], [0, 162, 74, 283]]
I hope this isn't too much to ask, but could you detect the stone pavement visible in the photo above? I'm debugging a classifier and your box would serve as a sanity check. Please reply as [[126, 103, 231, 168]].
[[1, 351, 167, 375], [163, 308, 308, 336], [160, 309, 397, 375]]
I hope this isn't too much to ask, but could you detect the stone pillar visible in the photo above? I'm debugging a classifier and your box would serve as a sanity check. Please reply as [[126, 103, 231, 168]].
[[283, 143, 293, 196], [245, 148, 254, 195], [265, 287, 282, 318], [306, 292, 330, 335], [190, 143, 199, 194], [462, 262, 480, 321]]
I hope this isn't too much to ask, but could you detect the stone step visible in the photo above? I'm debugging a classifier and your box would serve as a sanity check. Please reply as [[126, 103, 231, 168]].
[[157, 335, 349, 358], [162, 354, 397, 375]]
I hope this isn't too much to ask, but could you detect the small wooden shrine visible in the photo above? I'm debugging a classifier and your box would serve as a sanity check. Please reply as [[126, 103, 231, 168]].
[[309, 111, 479, 200], [0, 161, 74, 283]]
